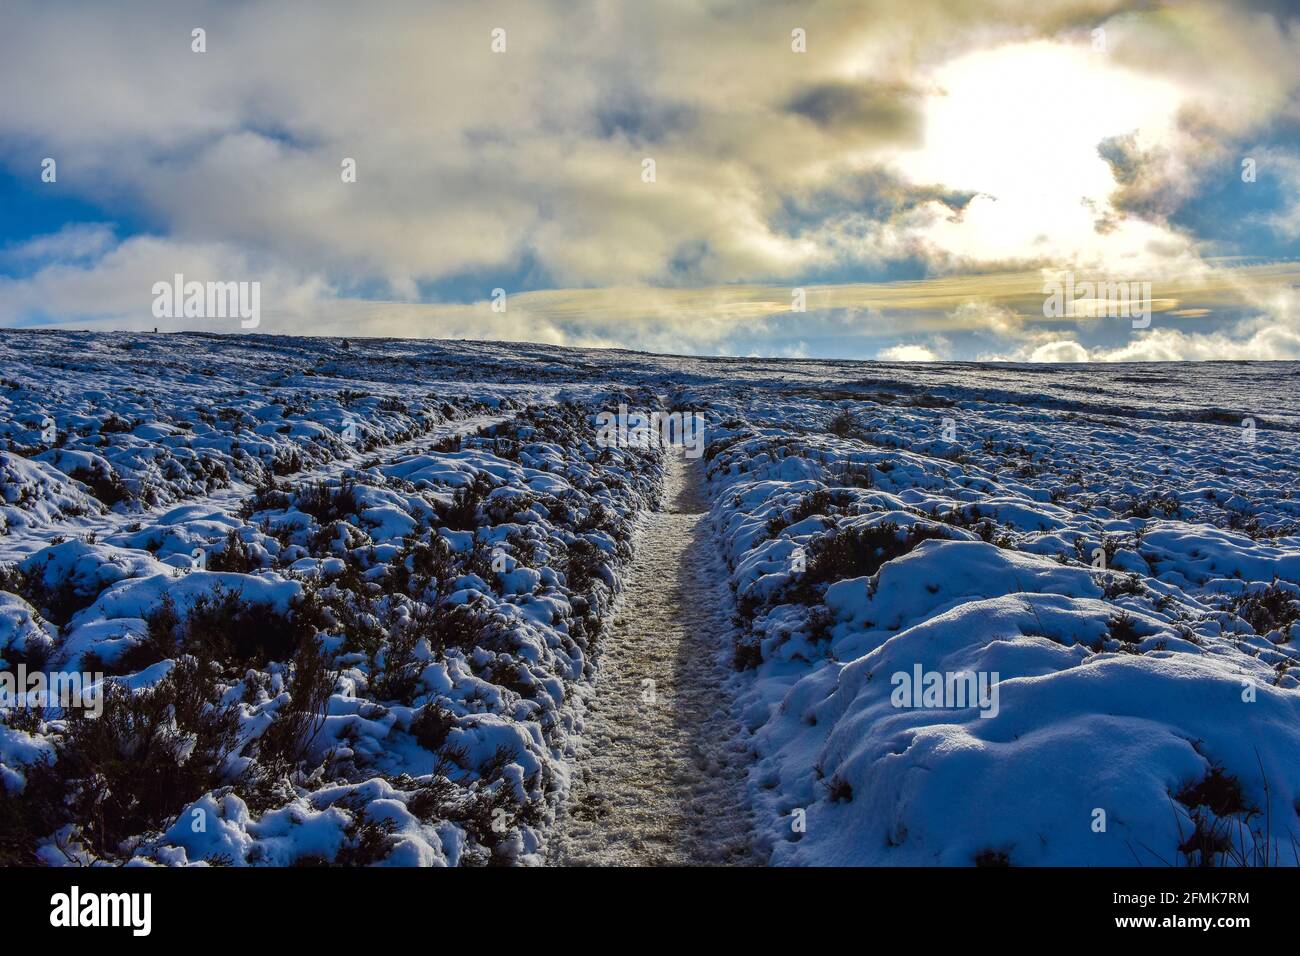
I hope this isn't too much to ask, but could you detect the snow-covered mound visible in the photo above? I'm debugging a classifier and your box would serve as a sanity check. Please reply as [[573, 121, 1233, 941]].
[[0, 452, 103, 534], [700, 381, 1300, 866]]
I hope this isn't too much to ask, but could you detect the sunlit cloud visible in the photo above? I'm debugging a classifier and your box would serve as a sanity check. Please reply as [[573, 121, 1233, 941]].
[[0, 0, 1297, 359]]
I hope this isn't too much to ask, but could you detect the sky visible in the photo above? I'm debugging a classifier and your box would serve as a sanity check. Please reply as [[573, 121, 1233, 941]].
[[2, 0, 1300, 361]]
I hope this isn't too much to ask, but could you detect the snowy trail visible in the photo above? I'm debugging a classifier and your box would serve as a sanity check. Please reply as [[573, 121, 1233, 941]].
[[548, 452, 758, 866], [0, 413, 508, 562]]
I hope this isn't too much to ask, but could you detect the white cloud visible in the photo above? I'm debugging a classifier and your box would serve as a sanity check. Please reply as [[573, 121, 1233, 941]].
[[1, 223, 117, 265], [878, 344, 939, 361], [1028, 340, 1091, 363], [1093, 326, 1300, 362], [3, 0, 1289, 298], [0, 231, 332, 329]]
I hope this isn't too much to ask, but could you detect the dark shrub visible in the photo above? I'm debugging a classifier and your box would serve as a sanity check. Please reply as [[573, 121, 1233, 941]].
[[434, 473, 494, 531], [295, 477, 361, 525], [733, 635, 763, 671], [410, 702, 457, 753], [792, 521, 948, 598], [827, 408, 858, 438], [207, 529, 259, 573], [788, 489, 835, 525], [1123, 492, 1181, 519], [53, 658, 243, 859], [833, 461, 874, 488], [1225, 582, 1300, 641], [1106, 611, 1141, 646], [1177, 766, 1251, 818], [0, 740, 65, 864], [69, 465, 133, 507], [563, 538, 607, 595], [387, 536, 458, 601], [98, 413, 134, 434], [270, 449, 303, 476], [1100, 573, 1145, 599], [252, 637, 336, 778], [239, 477, 291, 518], [5, 557, 99, 629], [143, 584, 323, 668], [334, 809, 398, 866], [1174, 766, 1255, 867]]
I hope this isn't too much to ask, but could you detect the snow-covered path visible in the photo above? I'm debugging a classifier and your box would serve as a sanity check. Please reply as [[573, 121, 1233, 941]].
[[548, 452, 758, 866]]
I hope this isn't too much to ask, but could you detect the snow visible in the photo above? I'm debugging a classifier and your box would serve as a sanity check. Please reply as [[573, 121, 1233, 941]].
[[1, 329, 1297, 867], [0, 331, 674, 866], [698, 368, 1300, 866]]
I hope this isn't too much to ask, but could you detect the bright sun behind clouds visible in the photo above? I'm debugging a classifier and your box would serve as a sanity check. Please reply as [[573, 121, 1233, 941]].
[[1, 1, 1297, 361], [900, 40, 1189, 268]]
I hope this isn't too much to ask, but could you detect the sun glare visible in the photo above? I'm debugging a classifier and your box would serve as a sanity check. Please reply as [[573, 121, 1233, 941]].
[[898, 40, 1187, 265]]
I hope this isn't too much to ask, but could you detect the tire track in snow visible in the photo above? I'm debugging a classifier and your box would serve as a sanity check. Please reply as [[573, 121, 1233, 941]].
[[548, 452, 758, 866]]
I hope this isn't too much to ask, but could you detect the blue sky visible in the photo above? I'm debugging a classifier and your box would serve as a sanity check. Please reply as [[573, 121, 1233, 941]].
[[0, 171, 131, 271], [2, 0, 1300, 361]]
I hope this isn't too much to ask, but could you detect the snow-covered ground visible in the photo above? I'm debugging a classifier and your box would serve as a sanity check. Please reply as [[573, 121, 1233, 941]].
[[1, 329, 1298, 867], [694, 372, 1300, 866], [0, 331, 662, 865]]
